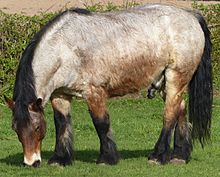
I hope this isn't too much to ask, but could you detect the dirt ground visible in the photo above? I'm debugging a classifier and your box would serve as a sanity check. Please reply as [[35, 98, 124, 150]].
[[0, 0, 219, 16]]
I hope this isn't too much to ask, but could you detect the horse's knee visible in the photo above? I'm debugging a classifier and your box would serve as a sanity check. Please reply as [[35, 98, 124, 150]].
[[86, 86, 108, 118], [163, 84, 186, 129], [51, 96, 72, 117], [174, 99, 191, 144], [176, 100, 187, 130]]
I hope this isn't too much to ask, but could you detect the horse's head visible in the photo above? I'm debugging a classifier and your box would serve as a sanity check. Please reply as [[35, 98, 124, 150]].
[[5, 96, 46, 167]]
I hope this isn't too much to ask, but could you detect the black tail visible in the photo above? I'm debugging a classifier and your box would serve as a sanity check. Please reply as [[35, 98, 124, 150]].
[[189, 13, 213, 147]]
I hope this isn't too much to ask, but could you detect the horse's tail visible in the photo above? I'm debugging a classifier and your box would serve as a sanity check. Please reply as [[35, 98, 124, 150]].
[[188, 13, 213, 147]]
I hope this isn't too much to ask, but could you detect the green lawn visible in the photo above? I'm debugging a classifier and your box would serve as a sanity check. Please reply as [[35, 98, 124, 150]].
[[0, 96, 220, 177]]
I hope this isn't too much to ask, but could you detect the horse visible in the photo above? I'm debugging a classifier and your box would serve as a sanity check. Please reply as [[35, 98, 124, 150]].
[[5, 4, 212, 167]]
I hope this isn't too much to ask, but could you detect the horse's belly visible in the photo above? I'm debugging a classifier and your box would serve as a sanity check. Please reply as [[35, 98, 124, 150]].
[[106, 58, 165, 97], [107, 78, 149, 97]]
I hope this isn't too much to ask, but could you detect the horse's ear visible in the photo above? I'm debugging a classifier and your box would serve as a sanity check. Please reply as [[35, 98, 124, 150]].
[[29, 98, 43, 112], [36, 98, 43, 108], [4, 95, 15, 110]]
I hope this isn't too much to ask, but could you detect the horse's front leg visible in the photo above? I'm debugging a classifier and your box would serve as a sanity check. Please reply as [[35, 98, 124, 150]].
[[48, 95, 73, 166], [86, 86, 120, 165], [148, 69, 187, 165]]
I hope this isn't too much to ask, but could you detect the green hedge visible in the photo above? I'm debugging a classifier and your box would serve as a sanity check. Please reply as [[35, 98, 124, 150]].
[[0, 3, 219, 102]]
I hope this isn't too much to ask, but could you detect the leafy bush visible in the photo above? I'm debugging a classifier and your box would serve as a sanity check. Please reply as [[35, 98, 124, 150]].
[[0, 3, 220, 102]]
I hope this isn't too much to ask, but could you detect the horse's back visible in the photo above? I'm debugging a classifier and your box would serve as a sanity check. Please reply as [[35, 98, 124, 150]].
[[32, 4, 205, 100], [65, 4, 204, 63]]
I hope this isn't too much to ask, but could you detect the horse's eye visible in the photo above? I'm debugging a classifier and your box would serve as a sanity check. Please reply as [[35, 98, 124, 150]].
[[35, 126, 40, 132]]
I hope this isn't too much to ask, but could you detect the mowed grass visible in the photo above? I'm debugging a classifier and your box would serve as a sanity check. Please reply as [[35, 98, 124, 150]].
[[0, 96, 220, 177]]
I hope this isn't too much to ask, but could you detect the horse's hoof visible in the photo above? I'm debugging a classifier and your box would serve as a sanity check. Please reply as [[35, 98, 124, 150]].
[[148, 159, 161, 165], [170, 158, 186, 165], [96, 158, 119, 165], [48, 162, 65, 169], [48, 160, 72, 167], [48, 155, 72, 166], [97, 162, 107, 166], [96, 148, 120, 165], [96, 154, 120, 165]]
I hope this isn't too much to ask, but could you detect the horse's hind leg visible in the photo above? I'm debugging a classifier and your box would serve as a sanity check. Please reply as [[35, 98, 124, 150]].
[[148, 69, 191, 164], [171, 100, 192, 164], [86, 86, 120, 165], [48, 95, 73, 166]]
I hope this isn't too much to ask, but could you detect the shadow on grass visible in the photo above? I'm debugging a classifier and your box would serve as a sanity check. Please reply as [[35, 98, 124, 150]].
[[0, 149, 152, 166]]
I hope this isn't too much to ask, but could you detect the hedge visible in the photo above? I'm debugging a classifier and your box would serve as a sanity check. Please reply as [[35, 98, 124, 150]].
[[0, 3, 219, 102]]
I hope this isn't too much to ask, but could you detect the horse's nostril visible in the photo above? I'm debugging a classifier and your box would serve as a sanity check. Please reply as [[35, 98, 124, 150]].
[[32, 160, 41, 168], [23, 162, 27, 167]]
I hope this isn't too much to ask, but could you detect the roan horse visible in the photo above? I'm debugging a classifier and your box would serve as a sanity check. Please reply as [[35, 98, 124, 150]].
[[5, 4, 212, 167]]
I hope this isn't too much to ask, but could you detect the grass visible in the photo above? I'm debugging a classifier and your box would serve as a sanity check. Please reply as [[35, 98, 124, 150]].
[[0, 2, 219, 176], [0, 95, 220, 177]]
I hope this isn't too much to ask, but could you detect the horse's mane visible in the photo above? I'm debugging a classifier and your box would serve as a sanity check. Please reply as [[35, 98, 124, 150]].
[[13, 8, 90, 120]]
